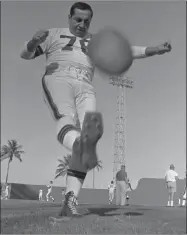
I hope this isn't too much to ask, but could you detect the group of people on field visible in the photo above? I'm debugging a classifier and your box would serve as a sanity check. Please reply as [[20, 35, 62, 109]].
[[165, 164, 186, 207], [107, 163, 186, 207]]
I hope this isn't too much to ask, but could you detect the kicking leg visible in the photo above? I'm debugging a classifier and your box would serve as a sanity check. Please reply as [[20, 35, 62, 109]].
[[76, 83, 103, 169], [43, 75, 103, 217], [58, 111, 103, 217], [59, 82, 103, 217]]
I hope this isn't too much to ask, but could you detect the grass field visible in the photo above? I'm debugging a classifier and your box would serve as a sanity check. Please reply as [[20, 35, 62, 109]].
[[1, 199, 186, 234]]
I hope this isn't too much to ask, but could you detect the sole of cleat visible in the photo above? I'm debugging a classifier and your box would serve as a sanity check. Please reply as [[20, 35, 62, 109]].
[[79, 112, 103, 169], [82, 112, 103, 142]]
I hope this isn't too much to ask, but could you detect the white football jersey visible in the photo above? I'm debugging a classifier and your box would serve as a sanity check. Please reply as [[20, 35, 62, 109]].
[[34, 28, 94, 78], [108, 183, 116, 192], [165, 170, 178, 182], [47, 185, 52, 191], [21, 27, 147, 80]]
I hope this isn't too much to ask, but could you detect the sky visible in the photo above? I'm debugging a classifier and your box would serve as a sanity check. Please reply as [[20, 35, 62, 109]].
[[1, 1, 186, 189]]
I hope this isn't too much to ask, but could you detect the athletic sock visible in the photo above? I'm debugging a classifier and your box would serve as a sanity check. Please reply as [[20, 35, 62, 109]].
[[62, 130, 80, 151], [65, 169, 86, 197], [182, 200, 186, 206]]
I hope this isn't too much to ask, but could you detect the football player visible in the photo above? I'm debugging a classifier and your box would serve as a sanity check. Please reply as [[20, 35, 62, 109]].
[[20, 1, 172, 218]]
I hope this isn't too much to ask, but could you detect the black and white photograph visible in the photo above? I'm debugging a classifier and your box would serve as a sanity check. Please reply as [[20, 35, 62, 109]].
[[1, 1, 186, 234]]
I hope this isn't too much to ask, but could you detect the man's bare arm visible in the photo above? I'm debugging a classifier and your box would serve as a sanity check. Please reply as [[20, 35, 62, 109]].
[[132, 41, 172, 59], [175, 175, 179, 181], [20, 30, 49, 60]]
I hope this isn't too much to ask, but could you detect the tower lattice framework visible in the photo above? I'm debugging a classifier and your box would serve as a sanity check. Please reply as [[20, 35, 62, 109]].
[[109, 76, 133, 180]]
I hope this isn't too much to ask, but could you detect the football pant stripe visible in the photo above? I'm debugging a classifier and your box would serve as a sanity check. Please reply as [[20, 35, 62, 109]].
[[42, 76, 63, 120]]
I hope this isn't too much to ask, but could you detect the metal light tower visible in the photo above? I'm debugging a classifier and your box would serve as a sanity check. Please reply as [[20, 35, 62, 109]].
[[109, 76, 133, 180]]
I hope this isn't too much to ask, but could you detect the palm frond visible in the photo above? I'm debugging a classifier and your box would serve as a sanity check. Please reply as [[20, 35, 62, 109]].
[[56, 163, 65, 168], [0, 154, 10, 162], [1, 140, 24, 162], [54, 167, 67, 179], [7, 140, 23, 152], [95, 160, 103, 171], [55, 154, 71, 179], [54, 171, 65, 179], [14, 152, 22, 162], [8, 140, 16, 151], [1, 145, 9, 155], [87, 160, 103, 172], [1, 146, 12, 162]]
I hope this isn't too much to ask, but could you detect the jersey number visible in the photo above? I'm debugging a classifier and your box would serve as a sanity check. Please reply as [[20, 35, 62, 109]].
[[60, 35, 88, 54]]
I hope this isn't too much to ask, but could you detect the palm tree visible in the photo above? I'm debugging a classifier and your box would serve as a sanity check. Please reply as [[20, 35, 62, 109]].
[[55, 155, 103, 188], [92, 160, 102, 188], [1, 140, 24, 184], [54, 154, 71, 179]]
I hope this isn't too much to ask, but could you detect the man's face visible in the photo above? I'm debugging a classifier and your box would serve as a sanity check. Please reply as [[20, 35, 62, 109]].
[[69, 8, 92, 37]]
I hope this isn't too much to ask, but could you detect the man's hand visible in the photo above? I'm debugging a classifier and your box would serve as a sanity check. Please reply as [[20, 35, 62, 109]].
[[156, 41, 172, 55], [31, 29, 49, 47]]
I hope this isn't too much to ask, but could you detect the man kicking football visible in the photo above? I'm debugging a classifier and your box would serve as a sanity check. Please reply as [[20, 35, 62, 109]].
[[20, 1, 172, 218]]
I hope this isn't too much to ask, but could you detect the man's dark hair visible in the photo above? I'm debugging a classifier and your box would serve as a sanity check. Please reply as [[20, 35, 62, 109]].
[[170, 164, 175, 170], [70, 2, 93, 18]]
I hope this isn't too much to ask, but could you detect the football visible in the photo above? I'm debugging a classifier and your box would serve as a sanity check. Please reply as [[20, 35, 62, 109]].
[[88, 27, 133, 76]]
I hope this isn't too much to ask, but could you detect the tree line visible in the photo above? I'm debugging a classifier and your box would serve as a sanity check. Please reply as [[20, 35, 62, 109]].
[[1, 140, 102, 188]]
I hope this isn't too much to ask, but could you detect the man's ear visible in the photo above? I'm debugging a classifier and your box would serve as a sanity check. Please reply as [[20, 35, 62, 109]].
[[68, 14, 71, 19]]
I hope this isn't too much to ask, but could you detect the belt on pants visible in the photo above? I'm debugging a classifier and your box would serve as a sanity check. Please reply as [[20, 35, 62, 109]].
[[64, 65, 93, 83]]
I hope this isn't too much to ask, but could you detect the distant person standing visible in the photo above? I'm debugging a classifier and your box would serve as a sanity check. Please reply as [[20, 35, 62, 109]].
[[2, 184, 10, 200], [181, 186, 186, 206], [115, 165, 129, 206], [61, 188, 65, 202], [39, 189, 43, 201], [126, 194, 130, 205], [46, 181, 55, 202], [179, 186, 186, 207], [125, 178, 133, 205], [181, 171, 187, 206], [108, 181, 116, 204], [165, 164, 179, 207]]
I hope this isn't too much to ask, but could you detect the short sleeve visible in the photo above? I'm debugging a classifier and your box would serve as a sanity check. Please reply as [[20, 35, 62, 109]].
[[33, 28, 58, 58]]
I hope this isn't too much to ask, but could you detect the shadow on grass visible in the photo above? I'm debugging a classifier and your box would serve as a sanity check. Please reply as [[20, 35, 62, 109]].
[[85, 207, 144, 217], [85, 207, 119, 216], [135, 208, 154, 211], [124, 212, 144, 216]]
